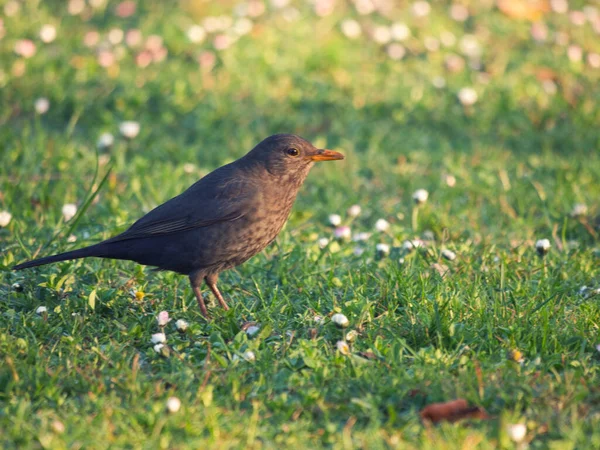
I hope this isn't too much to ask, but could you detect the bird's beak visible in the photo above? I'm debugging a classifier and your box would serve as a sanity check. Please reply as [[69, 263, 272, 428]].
[[309, 149, 345, 162]]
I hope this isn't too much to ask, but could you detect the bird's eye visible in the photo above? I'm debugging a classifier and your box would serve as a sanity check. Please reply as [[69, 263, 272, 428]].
[[286, 148, 300, 157]]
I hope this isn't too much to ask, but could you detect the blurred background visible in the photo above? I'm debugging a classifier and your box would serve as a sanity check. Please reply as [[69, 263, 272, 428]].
[[1, 3, 600, 446], [1, 0, 599, 242]]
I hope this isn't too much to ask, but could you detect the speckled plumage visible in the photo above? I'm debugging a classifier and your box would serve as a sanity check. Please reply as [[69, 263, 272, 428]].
[[13, 134, 344, 317]]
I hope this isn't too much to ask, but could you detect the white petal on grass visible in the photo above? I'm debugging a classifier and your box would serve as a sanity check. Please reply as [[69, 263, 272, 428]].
[[412, 189, 429, 204], [242, 350, 256, 362], [34, 98, 50, 114], [68, 0, 85, 15], [334, 226, 351, 240], [125, 29, 142, 47], [36, 306, 48, 314], [151, 332, 166, 344], [119, 121, 140, 139], [372, 26, 392, 44], [375, 218, 390, 232], [345, 330, 358, 342], [535, 239, 551, 256], [187, 25, 206, 43], [440, 31, 456, 47], [246, 325, 260, 337], [183, 163, 196, 174], [530, 22, 548, 42], [432, 77, 446, 88], [347, 204, 361, 217], [424, 37, 439, 52], [341, 19, 361, 39], [550, 0, 568, 13], [391, 23, 411, 41], [445, 174, 456, 187], [281, 7, 300, 21], [459, 35, 481, 58], [352, 232, 371, 242], [569, 11, 586, 26], [506, 423, 527, 443], [588, 53, 600, 69], [336, 340, 350, 355], [450, 3, 469, 21], [412, 1, 431, 17], [271, 0, 290, 8], [0, 210, 12, 227], [571, 203, 588, 217], [387, 43, 406, 60], [166, 396, 181, 413], [331, 313, 349, 328], [403, 239, 424, 251], [67, 234, 77, 243], [353, 246, 365, 256], [555, 32, 569, 46], [458, 87, 478, 106], [328, 214, 342, 226], [542, 80, 557, 95], [97, 132, 114, 149], [202, 16, 220, 33], [422, 230, 435, 241], [108, 28, 124, 45], [355, 0, 375, 15], [318, 237, 330, 249], [39, 24, 57, 43], [157, 311, 170, 327], [567, 45, 583, 62], [175, 319, 189, 331], [4, 1, 20, 16], [376, 243, 390, 255], [442, 249, 457, 261], [313, 315, 324, 324], [233, 18, 253, 35], [153, 343, 165, 353], [247, 1, 266, 17], [62, 203, 77, 221], [51, 420, 65, 434]]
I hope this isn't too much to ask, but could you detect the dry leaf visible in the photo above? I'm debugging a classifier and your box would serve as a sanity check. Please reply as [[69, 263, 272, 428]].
[[497, 0, 549, 21], [358, 351, 378, 360], [241, 321, 259, 331], [419, 398, 489, 424]]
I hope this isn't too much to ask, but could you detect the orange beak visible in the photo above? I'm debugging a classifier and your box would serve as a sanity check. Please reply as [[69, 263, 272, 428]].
[[309, 149, 345, 162]]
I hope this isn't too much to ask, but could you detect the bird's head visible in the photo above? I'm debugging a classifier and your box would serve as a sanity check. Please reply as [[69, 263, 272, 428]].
[[245, 134, 344, 177]]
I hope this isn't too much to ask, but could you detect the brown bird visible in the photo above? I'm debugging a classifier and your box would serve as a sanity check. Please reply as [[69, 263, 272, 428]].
[[13, 134, 344, 317]]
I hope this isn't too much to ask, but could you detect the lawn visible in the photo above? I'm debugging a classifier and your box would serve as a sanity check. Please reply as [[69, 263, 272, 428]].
[[1, 0, 600, 448]]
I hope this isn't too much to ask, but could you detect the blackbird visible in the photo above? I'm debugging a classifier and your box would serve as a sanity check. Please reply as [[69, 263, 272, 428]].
[[13, 134, 344, 317]]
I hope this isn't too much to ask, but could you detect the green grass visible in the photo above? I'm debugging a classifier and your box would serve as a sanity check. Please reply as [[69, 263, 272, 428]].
[[1, 0, 600, 448]]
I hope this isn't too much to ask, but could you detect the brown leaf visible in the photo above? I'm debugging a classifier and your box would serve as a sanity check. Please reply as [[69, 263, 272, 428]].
[[535, 67, 557, 81], [241, 321, 258, 331], [431, 263, 450, 277], [419, 399, 489, 424], [497, 0, 549, 21], [358, 351, 378, 360]]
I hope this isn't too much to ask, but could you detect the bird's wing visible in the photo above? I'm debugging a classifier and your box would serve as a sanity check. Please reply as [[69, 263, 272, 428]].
[[106, 172, 258, 242]]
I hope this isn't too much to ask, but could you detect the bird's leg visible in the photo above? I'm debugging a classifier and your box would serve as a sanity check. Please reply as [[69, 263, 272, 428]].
[[205, 273, 229, 311], [189, 273, 209, 318]]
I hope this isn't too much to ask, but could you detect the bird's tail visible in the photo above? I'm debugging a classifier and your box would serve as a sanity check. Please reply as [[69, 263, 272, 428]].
[[12, 243, 108, 271]]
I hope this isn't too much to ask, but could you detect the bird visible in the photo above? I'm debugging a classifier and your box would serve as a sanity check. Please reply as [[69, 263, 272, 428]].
[[13, 134, 344, 318]]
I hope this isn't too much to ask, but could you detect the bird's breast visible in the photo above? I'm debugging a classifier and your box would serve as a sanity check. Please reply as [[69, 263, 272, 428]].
[[209, 185, 298, 267]]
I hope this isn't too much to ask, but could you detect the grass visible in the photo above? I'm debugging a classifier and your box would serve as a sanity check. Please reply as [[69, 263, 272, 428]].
[[1, 0, 600, 448]]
